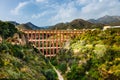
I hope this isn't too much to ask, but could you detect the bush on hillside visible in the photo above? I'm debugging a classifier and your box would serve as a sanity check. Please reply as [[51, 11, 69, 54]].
[[51, 29, 120, 80], [0, 42, 58, 80], [0, 21, 18, 39]]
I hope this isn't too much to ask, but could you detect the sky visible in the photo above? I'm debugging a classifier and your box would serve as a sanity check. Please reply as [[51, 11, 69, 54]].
[[0, 0, 120, 27]]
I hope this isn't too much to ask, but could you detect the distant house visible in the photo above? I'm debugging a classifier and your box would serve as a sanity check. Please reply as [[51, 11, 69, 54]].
[[103, 26, 120, 30]]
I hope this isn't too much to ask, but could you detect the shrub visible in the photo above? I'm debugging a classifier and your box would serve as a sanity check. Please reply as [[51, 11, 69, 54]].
[[0, 21, 18, 39], [58, 61, 67, 74], [44, 69, 57, 80]]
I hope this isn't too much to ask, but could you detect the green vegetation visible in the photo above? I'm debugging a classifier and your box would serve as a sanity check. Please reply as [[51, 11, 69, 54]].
[[1, 20, 120, 80], [0, 42, 57, 80], [0, 21, 57, 80], [49, 19, 103, 30], [0, 21, 18, 39], [51, 28, 120, 80], [17, 24, 33, 30]]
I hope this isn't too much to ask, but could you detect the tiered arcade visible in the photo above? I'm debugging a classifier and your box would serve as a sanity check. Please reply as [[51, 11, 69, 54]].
[[23, 30, 84, 57]]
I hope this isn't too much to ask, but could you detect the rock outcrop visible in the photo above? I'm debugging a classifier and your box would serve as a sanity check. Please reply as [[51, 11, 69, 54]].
[[7, 33, 27, 46], [0, 35, 2, 43]]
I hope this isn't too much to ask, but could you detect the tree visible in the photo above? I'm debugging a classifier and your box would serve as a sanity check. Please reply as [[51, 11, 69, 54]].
[[0, 21, 18, 39]]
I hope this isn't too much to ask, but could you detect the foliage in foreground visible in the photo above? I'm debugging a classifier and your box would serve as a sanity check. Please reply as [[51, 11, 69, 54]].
[[0, 42, 57, 80], [51, 29, 120, 80], [0, 20, 58, 80]]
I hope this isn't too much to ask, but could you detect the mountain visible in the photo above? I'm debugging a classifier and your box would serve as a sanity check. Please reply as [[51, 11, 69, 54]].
[[70, 19, 93, 29], [4, 15, 120, 30], [88, 15, 120, 24], [108, 21, 120, 26], [6, 21, 19, 26], [16, 22, 44, 30], [5, 21, 47, 30], [88, 19, 98, 23], [25, 22, 41, 29], [5, 21, 48, 30], [16, 23, 33, 30], [48, 19, 102, 30], [49, 23, 68, 30]]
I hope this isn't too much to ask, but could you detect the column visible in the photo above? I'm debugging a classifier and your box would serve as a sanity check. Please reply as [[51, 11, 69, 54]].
[[38, 32, 40, 50], [60, 31, 61, 47], [50, 32, 52, 57], [35, 31, 36, 46], [46, 31, 48, 56], [42, 31, 44, 55], [56, 30, 58, 54], [52, 31, 54, 56], [63, 31, 64, 44]]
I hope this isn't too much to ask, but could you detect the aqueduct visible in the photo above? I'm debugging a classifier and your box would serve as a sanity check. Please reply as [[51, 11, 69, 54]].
[[23, 30, 85, 57]]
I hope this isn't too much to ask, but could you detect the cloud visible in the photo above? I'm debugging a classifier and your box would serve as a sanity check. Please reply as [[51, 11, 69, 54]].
[[79, 0, 120, 19], [32, 11, 47, 18], [76, 0, 91, 5], [99, 0, 103, 2], [9, 0, 120, 26], [50, 0, 120, 24], [11, 1, 29, 15], [50, 2, 78, 24], [36, 0, 45, 3]]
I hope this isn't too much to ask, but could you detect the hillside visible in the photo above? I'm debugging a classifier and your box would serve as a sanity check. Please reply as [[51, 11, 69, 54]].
[[88, 15, 120, 24], [0, 18, 120, 80], [16, 22, 40, 30], [51, 28, 120, 80], [16, 22, 44, 30], [0, 21, 57, 80], [0, 21, 18, 39], [25, 22, 43, 30], [0, 42, 57, 80], [107, 21, 120, 26], [17, 24, 33, 30], [3, 15, 120, 30], [6, 21, 19, 26], [49, 19, 103, 30], [49, 15, 120, 30]]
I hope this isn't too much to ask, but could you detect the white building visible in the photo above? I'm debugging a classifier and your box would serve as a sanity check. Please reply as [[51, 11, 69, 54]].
[[103, 26, 120, 30]]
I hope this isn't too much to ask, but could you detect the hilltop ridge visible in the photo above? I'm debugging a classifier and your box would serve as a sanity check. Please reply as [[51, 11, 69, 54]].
[[88, 15, 120, 24], [2, 15, 120, 30]]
